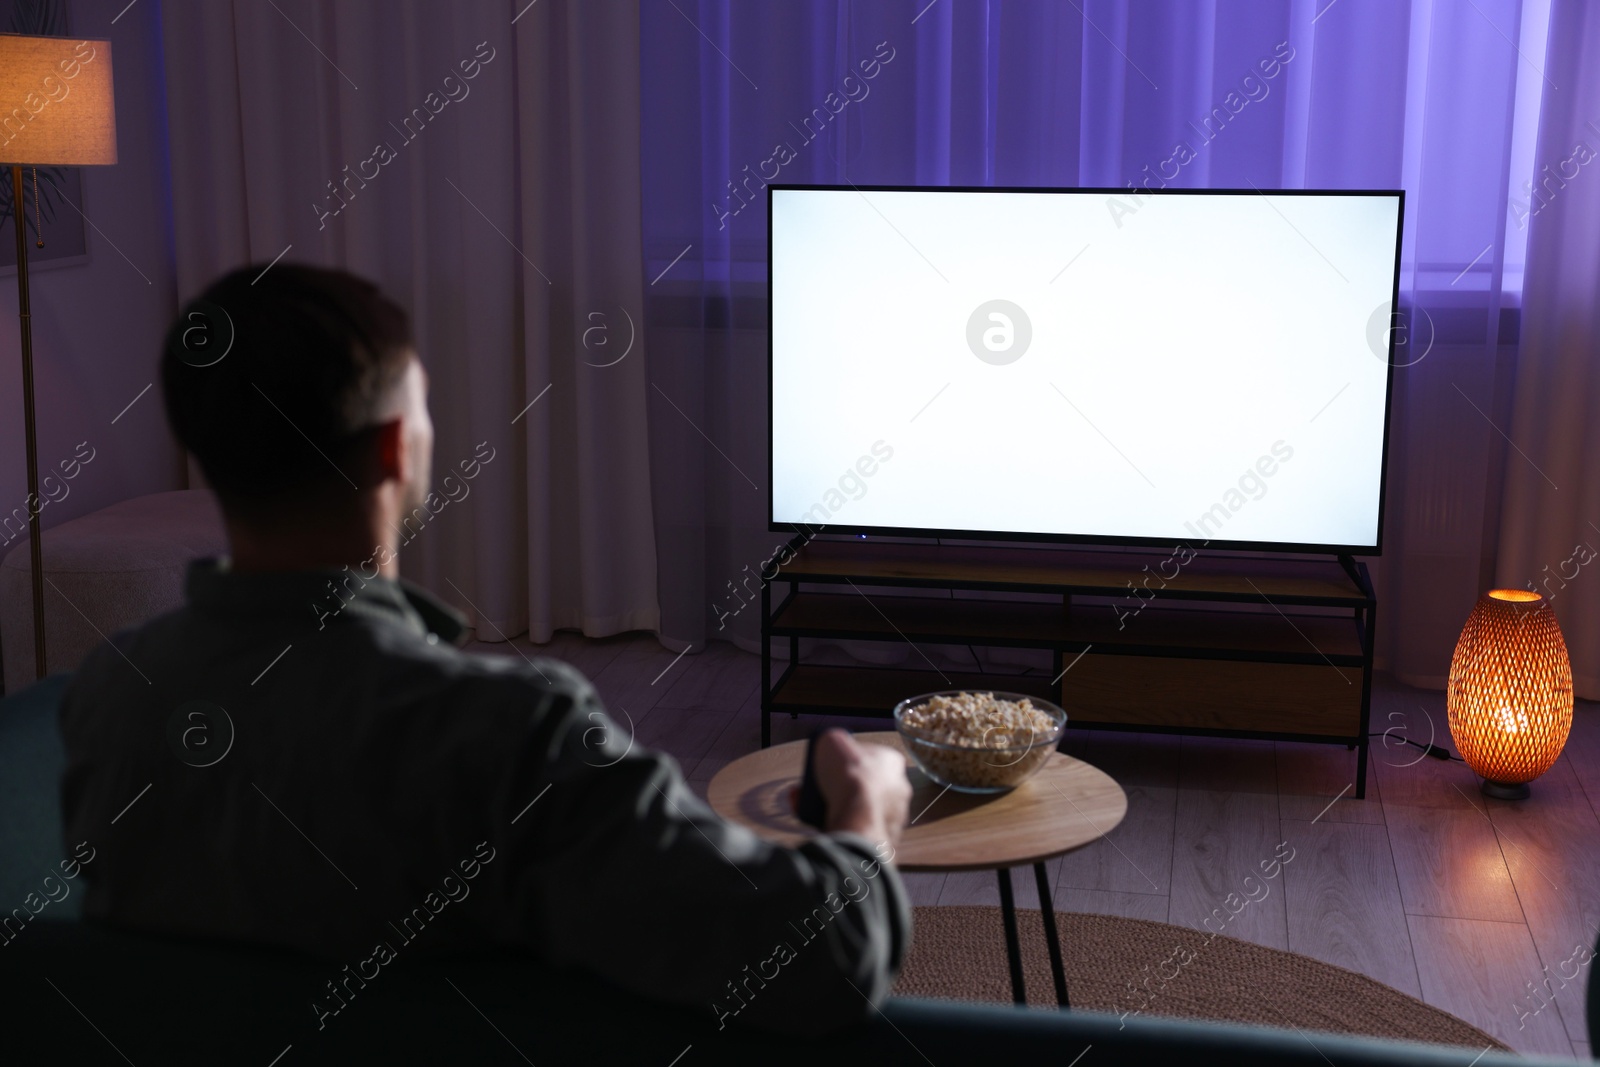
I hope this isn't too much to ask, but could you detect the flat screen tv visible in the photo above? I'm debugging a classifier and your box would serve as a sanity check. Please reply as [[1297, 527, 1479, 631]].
[[768, 184, 1403, 555]]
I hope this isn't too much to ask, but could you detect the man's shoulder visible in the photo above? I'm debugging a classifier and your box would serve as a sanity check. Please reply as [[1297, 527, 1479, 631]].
[[62, 606, 188, 702], [432, 646, 598, 708], [61, 602, 598, 726]]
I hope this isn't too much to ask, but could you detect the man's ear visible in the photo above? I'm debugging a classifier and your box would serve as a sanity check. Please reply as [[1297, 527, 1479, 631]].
[[373, 418, 406, 484]]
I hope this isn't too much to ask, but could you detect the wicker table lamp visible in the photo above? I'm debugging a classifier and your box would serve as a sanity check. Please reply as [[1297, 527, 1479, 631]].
[[1446, 589, 1574, 799]]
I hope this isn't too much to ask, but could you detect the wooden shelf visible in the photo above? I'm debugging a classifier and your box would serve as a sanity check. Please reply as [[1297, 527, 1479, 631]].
[[760, 539, 1376, 796], [1067, 603, 1364, 662], [772, 592, 1074, 647], [1065, 654, 1362, 737], [766, 662, 1362, 742], [769, 665, 1058, 718], [771, 591, 1364, 663], [777, 540, 1366, 604]]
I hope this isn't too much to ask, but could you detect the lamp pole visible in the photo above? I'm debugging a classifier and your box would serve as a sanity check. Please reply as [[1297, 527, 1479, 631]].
[[9, 163, 48, 680]]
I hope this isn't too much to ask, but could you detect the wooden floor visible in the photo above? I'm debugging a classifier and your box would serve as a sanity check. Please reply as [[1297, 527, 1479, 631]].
[[471, 631, 1600, 1057]]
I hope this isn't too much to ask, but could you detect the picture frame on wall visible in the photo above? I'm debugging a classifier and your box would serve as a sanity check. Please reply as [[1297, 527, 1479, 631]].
[[0, 0, 91, 274]]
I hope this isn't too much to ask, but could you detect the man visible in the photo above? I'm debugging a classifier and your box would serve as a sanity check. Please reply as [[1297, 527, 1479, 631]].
[[58, 264, 912, 1036]]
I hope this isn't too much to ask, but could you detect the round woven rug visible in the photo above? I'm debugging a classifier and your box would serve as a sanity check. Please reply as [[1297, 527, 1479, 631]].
[[895, 906, 1506, 1050]]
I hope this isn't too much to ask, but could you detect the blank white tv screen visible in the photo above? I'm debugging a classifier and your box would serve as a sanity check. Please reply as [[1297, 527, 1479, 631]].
[[769, 185, 1402, 552]]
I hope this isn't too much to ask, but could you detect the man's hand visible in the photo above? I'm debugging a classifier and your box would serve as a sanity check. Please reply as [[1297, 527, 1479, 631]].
[[809, 729, 911, 857]]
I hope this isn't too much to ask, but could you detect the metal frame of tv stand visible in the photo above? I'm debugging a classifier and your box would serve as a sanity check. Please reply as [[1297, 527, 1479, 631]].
[[759, 539, 1377, 800]]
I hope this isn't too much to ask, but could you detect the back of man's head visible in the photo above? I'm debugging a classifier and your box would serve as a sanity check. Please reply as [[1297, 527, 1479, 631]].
[[160, 264, 414, 523]]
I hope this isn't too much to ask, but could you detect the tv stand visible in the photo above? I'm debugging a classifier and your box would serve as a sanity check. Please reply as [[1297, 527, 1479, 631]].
[[760, 540, 1376, 798]]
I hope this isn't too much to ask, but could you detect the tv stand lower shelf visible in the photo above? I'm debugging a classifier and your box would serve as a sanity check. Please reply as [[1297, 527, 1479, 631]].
[[759, 540, 1376, 798]]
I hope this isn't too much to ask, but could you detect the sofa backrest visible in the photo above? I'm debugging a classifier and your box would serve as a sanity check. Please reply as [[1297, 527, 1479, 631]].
[[0, 919, 1569, 1067]]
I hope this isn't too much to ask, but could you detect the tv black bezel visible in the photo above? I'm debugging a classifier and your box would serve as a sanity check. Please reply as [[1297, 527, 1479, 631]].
[[766, 183, 1405, 557]]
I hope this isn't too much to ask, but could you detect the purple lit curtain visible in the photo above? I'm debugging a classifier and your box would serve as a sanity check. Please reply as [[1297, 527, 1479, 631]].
[[1496, 0, 1600, 700], [641, 0, 1580, 690]]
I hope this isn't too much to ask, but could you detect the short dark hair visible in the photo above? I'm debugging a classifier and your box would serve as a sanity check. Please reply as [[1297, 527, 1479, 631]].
[[161, 263, 414, 517]]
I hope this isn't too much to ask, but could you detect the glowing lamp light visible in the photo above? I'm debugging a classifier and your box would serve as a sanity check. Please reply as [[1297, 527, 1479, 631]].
[[1446, 589, 1574, 799]]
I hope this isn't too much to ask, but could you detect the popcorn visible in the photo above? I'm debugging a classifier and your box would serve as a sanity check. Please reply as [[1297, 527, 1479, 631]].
[[897, 692, 1061, 790]]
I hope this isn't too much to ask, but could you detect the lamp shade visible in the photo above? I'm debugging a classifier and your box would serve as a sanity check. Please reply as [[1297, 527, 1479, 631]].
[[1446, 589, 1573, 791], [0, 35, 116, 165]]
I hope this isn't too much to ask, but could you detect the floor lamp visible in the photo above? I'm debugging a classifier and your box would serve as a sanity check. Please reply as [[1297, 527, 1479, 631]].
[[0, 36, 117, 680]]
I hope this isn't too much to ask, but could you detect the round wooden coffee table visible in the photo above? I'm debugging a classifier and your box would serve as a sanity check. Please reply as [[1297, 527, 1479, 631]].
[[707, 731, 1127, 1007]]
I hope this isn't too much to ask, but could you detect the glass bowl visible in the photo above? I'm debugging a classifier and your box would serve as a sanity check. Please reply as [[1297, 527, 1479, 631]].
[[892, 690, 1067, 795]]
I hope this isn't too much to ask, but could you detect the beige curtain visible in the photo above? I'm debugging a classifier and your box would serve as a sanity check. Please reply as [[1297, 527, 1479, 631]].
[[1495, 0, 1600, 701], [159, 0, 659, 641]]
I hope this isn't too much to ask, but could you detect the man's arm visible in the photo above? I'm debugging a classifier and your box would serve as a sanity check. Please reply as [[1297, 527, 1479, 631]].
[[493, 667, 911, 1037]]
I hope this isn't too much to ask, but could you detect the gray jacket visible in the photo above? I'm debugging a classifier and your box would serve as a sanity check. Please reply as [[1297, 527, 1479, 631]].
[[59, 560, 910, 1035]]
